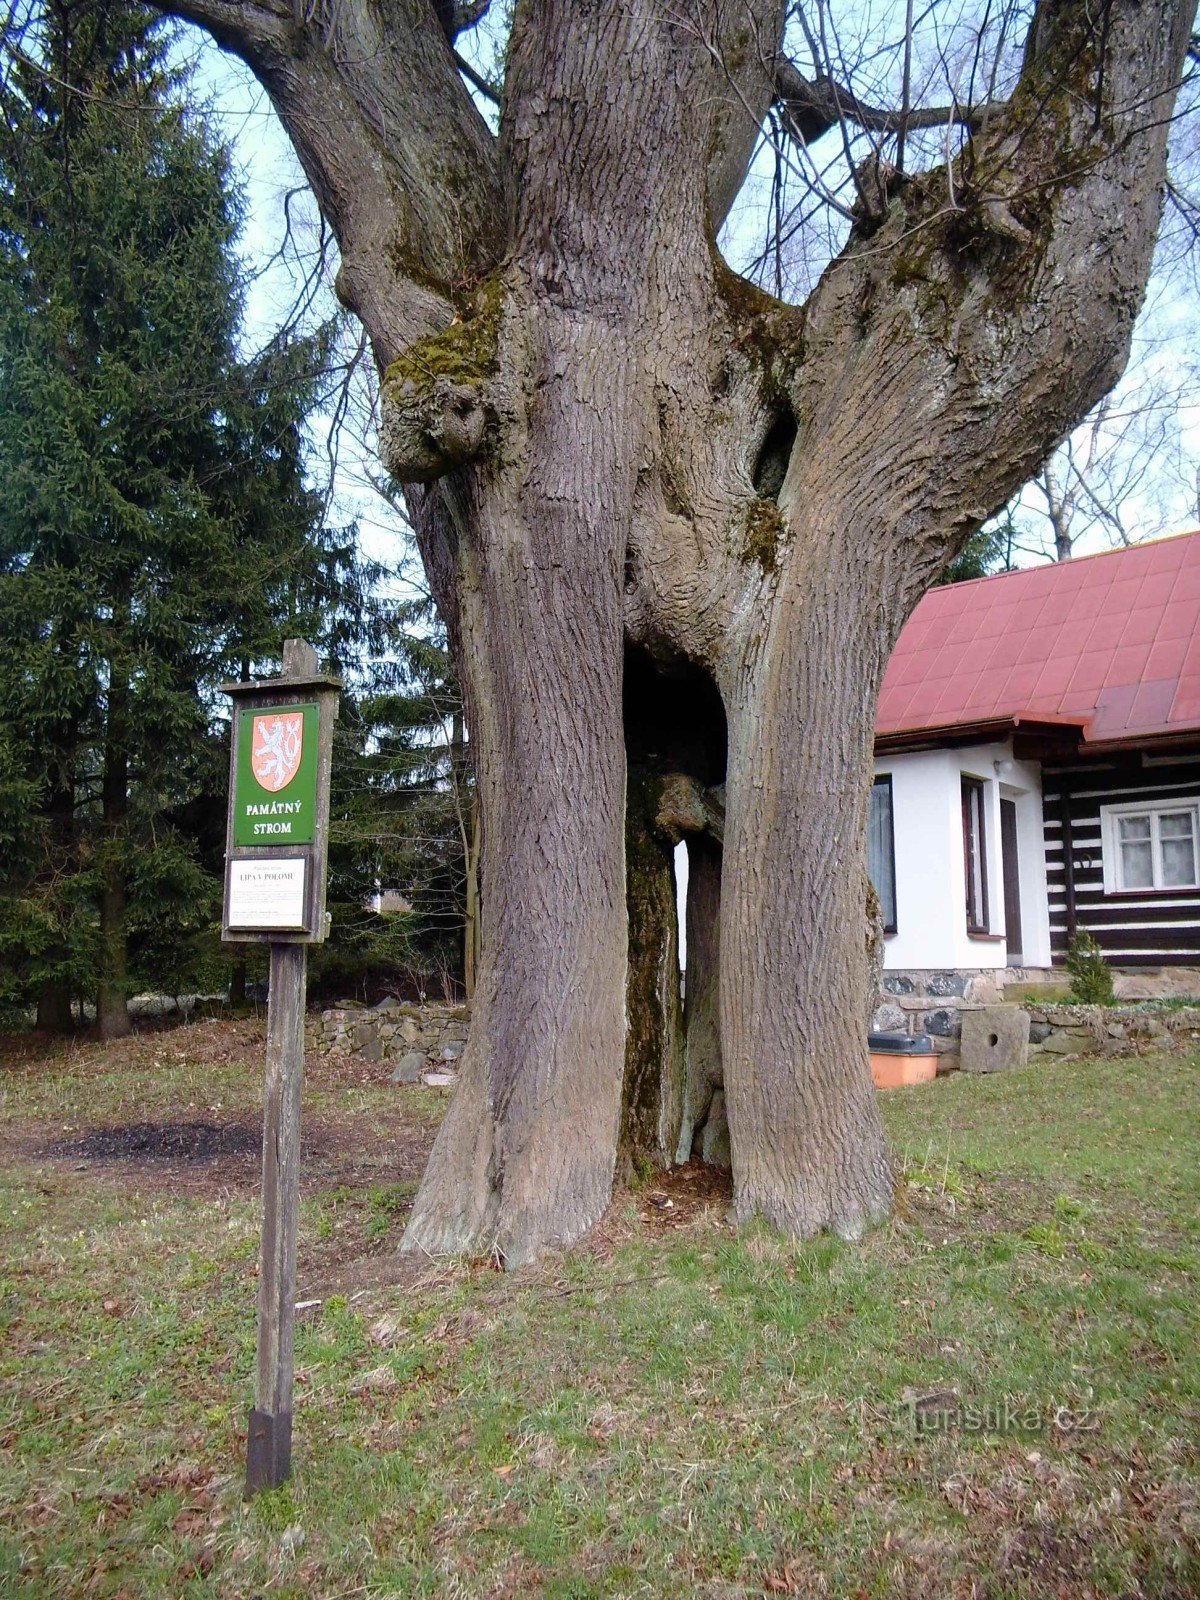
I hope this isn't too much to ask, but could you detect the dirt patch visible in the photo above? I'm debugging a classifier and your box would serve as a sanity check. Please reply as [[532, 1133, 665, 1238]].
[[43, 1119, 266, 1165], [580, 1159, 734, 1261]]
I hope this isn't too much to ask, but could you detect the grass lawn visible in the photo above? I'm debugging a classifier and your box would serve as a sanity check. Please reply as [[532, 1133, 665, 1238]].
[[0, 1022, 1197, 1598]]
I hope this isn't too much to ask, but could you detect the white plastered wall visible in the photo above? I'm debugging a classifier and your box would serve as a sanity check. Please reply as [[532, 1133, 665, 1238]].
[[873, 740, 1051, 971]]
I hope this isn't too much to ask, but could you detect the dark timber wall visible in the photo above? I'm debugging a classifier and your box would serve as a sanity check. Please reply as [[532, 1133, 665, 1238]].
[[1042, 752, 1200, 966]]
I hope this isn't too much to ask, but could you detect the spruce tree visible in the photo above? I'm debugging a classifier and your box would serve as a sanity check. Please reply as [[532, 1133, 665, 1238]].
[[0, 0, 369, 1032]]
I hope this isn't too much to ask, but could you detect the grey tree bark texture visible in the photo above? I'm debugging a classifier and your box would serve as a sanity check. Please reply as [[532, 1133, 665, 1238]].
[[157, 0, 1194, 1264]]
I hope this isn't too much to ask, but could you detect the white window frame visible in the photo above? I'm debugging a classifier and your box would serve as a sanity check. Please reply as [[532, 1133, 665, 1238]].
[[961, 773, 991, 934], [867, 774, 897, 934], [1100, 797, 1200, 894]]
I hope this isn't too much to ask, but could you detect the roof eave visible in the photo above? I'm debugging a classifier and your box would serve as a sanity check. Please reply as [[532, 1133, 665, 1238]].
[[874, 714, 1088, 756]]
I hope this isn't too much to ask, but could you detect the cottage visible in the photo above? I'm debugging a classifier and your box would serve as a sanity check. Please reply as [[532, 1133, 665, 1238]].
[[870, 530, 1200, 1020]]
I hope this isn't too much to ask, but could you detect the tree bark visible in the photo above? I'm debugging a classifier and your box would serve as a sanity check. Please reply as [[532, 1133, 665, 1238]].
[[619, 769, 685, 1182], [462, 790, 480, 1001], [721, 552, 894, 1237], [149, 0, 1195, 1264], [399, 298, 634, 1267], [682, 834, 725, 1166]]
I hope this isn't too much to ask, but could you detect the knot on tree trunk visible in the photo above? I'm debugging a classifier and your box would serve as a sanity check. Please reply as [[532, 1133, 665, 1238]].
[[850, 154, 902, 237], [379, 276, 504, 483], [381, 375, 489, 482]]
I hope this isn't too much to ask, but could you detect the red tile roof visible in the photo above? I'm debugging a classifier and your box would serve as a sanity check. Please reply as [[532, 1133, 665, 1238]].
[[876, 530, 1200, 746]]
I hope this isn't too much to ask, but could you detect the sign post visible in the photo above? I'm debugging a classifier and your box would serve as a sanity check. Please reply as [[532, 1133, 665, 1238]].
[[221, 639, 340, 1495]]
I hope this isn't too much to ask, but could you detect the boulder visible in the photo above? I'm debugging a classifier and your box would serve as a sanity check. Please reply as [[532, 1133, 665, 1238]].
[[388, 1051, 426, 1084]]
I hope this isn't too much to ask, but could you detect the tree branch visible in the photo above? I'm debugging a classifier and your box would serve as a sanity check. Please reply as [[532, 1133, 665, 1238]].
[[454, 48, 499, 105], [773, 54, 1004, 147], [434, 0, 491, 42], [773, 0, 1195, 605], [158, 0, 503, 364]]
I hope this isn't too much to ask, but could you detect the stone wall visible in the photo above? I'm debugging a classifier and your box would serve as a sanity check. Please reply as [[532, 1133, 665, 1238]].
[[1025, 1003, 1200, 1058], [314, 1000, 470, 1083], [873, 966, 1200, 1057], [319, 983, 1198, 1087]]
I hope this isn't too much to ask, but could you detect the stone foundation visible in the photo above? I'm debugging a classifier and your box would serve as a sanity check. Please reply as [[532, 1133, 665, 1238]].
[[871, 968, 1045, 1052], [872, 967, 1200, 1062]]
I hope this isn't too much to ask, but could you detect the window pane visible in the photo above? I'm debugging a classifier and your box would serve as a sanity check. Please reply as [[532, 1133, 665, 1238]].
[[1161, 835, 1196, 887], [962, 778, 987, 929], [1120, 839, 1154, 889], [1118, 814, 1151, 842], [867, 780, 896, 929], [1157, 811, 1193, 839]]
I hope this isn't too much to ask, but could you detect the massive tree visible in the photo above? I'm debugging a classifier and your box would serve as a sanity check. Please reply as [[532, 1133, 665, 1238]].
[[145, 0, 1191, 1263]]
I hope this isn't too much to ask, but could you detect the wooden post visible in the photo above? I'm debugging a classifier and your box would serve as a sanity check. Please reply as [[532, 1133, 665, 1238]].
[[246, 939, 307, 1492], [220, 637, 339, 1497]]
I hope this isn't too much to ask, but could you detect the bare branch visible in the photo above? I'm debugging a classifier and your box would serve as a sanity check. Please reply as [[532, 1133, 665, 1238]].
[[453, 47, 499, 105], [773, 53, 1004, 147]]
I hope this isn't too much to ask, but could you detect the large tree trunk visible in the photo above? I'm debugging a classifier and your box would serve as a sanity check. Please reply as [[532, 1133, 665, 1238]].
[[155, 0, 1194, 1264], [400, 304, 634, 1267], [721, 552, 894, 1237]]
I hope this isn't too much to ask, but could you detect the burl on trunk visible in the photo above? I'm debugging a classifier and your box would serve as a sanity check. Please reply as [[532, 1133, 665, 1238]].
[[157, 0, 1193, 1263]]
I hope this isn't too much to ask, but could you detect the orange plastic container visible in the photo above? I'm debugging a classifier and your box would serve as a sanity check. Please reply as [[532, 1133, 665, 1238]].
[[868, 1032, 938, 1089]]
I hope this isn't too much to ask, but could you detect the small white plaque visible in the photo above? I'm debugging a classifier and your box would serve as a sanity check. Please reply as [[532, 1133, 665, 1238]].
[[227, 857, 308, 930]]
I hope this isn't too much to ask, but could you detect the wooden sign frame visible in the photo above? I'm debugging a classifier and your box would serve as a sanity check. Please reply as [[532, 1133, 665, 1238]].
[[221, 642, 340, 945]]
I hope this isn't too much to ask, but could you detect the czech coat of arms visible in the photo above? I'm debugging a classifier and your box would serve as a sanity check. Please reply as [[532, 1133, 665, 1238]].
[[251, 712, 304, 792]]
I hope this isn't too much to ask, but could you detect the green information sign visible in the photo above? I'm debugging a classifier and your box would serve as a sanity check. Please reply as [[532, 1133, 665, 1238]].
[[233, 702, 319, 846]]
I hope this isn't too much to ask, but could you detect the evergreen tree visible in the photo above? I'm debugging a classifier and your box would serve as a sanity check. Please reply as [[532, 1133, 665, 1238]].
[[318, 597, 472, 1002], [0, 0, 371, 1031], [936, 516, 1017, 586]]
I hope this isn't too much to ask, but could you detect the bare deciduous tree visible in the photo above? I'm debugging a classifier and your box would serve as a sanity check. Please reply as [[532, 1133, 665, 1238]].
[[121, 0, 1195, 1264]]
